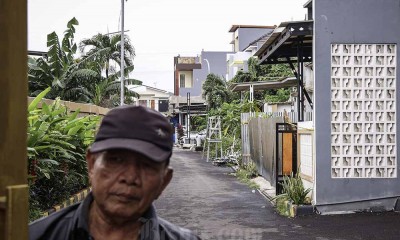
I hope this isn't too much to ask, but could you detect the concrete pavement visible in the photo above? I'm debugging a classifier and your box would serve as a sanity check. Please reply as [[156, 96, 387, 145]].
[[154, 149, 400, 240]]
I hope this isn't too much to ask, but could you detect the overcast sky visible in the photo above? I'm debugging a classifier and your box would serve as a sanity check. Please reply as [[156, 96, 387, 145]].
[[28, 0, 307, 92]]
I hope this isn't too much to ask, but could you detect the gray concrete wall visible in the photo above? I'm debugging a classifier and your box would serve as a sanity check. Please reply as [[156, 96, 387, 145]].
[[314, 0, 400, 211], [181, 51, 232, 97], [238, 28, 273, 52]]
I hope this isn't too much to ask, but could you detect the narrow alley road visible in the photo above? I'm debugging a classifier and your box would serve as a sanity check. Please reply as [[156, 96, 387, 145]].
[[154, 149, 400, 240]]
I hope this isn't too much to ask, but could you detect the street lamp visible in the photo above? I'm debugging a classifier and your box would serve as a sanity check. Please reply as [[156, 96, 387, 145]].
[[203, 58, 210, 74], [120, 0, 126, 106]]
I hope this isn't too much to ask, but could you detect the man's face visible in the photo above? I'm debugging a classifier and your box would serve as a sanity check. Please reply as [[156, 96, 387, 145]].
[[86, 149, 173, 222]]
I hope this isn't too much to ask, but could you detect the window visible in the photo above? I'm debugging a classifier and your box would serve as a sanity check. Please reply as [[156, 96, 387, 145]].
[[179, 74, 185, 88]]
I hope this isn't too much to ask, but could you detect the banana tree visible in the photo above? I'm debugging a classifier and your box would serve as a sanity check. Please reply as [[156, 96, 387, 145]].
[[28, 87, 100, 220], [28, 17, 98, 102]]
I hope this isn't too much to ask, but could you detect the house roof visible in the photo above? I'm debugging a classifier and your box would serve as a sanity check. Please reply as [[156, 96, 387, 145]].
[[243, 32, 272, 51], [229, 77, 297, 92], [28, 50, 48, 59], [127, 85, 173, 96], [303, 0, 312, 8], [229, 25, 276, 32]]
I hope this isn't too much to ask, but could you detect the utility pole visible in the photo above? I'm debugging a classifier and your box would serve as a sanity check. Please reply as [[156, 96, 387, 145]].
[[120, 0, 125, 106], [187, 92, 191, 144]]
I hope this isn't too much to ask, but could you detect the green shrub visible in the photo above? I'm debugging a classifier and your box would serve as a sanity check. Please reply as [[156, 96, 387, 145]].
[[28, 87, 100, 221], [277, 172, 311, 205], [191, 115, 207, 132], [236, 162, 259, 189], [275, 197, 289, 217]]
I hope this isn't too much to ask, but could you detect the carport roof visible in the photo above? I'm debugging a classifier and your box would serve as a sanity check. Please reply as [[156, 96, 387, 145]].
[[178, 104, 207, 114], [228, 25, 276, 32], [254, 20, 313, 64], [229, 77, 297, 92]]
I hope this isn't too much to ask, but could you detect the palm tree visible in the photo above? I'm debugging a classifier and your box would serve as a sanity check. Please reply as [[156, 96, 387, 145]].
[[86, 65, 142, 108], [79, 33, 140, 107], [79, 33, 135, 79], [202, 73, 230, 110]]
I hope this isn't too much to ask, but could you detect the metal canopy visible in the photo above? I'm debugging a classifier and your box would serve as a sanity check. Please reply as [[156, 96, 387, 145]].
[[255, 21, 313, 65], [178, 104, 207, 114], [254, 20, 314, 122], [229, 77, 297, 92]]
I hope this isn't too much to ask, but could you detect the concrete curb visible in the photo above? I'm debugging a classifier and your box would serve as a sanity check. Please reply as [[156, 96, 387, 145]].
[[229, 165, 277, 206], [42, 188, 91, 217]]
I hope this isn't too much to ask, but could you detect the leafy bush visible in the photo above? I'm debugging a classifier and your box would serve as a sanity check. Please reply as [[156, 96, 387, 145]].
[[236, 162, 259, 189], [28, 87, 100, 221], [277, 172, 311, 205], [264, 88, 291, 103], [190, 115, 207, 132], [211, 101, 261, 138]]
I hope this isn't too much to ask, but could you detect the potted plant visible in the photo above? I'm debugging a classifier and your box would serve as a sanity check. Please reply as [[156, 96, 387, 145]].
[[274, 172, 313, 217]]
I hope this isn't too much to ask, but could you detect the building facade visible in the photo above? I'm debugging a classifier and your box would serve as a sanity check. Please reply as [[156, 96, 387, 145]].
[[128, 85, 172, 113], [173, 51, 233, 99], [227, 25, 275, 81], [172, 51, 233, 137], [252, 0, 400, 213], [313, 0, 400, 212], [173, 56, 201, 97]]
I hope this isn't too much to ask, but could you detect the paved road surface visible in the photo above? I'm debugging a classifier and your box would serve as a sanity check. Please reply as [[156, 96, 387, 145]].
[[154, 149, 400, 240]]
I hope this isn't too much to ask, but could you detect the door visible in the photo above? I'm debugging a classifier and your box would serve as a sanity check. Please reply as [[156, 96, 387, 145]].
[[158, 100, 169, 112], [275, 123, 297, 194], [0, 0, 29, 239]]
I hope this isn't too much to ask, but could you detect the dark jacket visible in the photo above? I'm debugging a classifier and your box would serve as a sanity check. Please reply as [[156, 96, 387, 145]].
[[29, 193, 200, 240]]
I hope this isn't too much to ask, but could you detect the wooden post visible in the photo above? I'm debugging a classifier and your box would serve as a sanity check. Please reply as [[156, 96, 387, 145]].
[[0, 0, 29, 239]]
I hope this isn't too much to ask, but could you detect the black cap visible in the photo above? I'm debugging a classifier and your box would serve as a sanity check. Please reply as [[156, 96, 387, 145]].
[[90, 105, 173, 162]]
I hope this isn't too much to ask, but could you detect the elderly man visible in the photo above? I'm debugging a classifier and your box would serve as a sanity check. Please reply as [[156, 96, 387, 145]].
[[30, 105, 200, 240]]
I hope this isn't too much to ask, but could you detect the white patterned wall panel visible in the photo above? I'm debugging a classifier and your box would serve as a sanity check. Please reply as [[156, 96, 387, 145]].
[[331, 44, 397, 178], [300, 134, 313, 178]]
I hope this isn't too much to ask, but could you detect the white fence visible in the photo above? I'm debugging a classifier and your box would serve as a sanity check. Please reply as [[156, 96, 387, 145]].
[[263, 111, 313, 123]]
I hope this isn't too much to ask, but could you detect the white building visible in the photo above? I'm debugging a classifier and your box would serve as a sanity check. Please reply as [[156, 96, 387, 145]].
[[128, 85, 172, 113], [226, 25, 275, 81]]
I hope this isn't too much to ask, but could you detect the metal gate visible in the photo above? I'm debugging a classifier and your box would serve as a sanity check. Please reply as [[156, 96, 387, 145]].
[[276, 123, 297, 194]]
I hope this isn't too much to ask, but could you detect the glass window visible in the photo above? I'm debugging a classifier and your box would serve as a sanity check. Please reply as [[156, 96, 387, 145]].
[[180, 74, 185, 88]]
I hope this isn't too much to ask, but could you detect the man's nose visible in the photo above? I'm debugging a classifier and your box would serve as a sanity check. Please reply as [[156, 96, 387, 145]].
[[120, 161, 142, 186]]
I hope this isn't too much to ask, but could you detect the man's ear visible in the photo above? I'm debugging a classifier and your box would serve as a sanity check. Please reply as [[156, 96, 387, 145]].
[[156, 167, 173, 199], [86, 150, 96, 178]]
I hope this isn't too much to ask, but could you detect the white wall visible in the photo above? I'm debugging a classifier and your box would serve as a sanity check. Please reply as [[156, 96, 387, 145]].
[[226, 52, 252, 81], [180, 71, 193, 88], [263, 103, 292, 113], [130, 85, 171, 112]]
